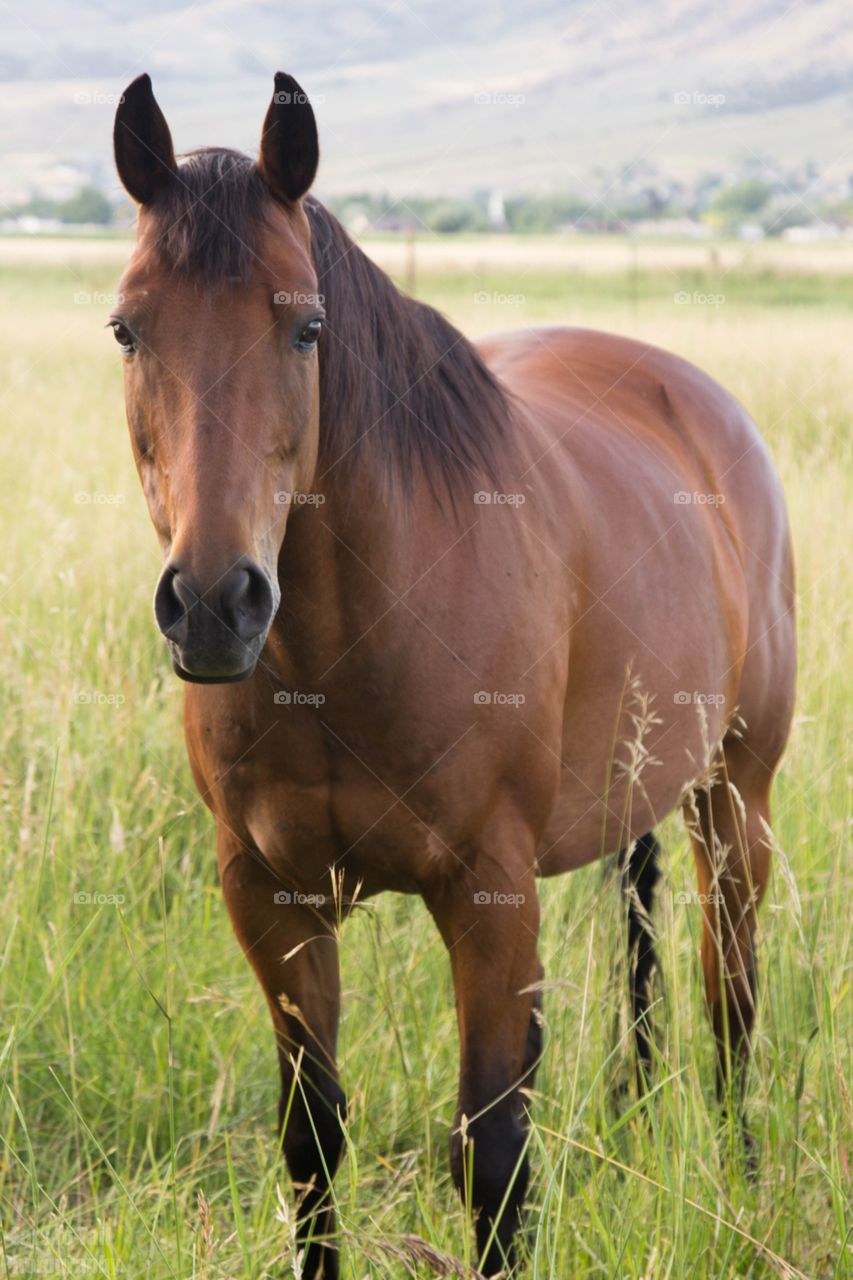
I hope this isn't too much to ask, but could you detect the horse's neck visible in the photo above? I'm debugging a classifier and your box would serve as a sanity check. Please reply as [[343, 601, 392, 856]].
[[268, 469, 418, 682]]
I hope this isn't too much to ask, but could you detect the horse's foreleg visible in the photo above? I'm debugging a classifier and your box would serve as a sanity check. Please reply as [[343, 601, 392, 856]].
[[427, 839, 541, 1277], [218, 832, 345, 1280]]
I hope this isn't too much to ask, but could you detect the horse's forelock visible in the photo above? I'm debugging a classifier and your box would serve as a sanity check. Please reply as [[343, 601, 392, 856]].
[[146, 148, 273, 283]]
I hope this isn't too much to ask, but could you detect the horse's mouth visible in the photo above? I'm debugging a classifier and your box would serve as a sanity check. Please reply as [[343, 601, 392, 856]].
[[171, 658, 257, 684], [166, 639, 260, 685]]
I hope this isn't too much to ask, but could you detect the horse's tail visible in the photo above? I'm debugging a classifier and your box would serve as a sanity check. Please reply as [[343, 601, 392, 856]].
[[619, 831, 662, 1081]]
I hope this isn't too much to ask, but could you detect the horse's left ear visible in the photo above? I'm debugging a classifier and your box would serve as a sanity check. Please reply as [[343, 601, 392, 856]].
[[258, 72, 319, 204]]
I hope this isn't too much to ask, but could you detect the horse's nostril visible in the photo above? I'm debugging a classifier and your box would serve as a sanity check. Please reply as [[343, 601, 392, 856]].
[[154, 564, 191, 642], [221, 563, 274, 641], [153, 559, 274, 655]]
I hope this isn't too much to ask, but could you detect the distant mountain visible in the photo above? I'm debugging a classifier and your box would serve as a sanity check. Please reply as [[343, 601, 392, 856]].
[[1, 0, 851, 204]]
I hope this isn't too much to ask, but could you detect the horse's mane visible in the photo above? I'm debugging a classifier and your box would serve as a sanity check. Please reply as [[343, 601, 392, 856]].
[[148, 148, 513, 497]]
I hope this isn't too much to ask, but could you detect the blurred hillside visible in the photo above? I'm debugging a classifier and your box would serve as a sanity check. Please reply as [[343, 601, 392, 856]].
[[1, 0, 851, 232]]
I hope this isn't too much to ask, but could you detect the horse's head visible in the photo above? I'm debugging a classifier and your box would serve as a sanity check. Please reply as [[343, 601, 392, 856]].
[[113, 73, 322, 682]]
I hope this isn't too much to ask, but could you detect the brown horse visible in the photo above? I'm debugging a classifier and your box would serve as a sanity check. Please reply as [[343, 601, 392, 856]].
[[112, 73, 796, 1277]]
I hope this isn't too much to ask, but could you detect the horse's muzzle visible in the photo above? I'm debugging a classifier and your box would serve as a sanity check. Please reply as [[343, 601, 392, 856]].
[[153, 557, 276, 683]]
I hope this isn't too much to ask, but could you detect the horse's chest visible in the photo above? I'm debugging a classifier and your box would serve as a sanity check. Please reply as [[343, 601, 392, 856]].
[[203, 723, 445, 895]]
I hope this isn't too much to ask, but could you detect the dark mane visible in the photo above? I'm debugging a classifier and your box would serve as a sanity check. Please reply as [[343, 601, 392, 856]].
[[149, 149, 514, 497], [305, 198, 514, 497]]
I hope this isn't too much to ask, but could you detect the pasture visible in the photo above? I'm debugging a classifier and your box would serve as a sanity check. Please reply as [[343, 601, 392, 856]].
[[0, 234, 849, 1278]]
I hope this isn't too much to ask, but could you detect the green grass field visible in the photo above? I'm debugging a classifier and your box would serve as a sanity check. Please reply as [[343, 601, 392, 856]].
[[0, 237, 850, 1279]]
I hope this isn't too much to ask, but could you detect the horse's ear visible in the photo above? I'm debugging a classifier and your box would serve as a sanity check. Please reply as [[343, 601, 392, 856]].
[[258, 72, 319, 204], [114, 73, 177, 205]]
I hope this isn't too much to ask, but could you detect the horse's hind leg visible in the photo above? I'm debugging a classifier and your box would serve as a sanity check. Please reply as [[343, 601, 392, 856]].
[[684, 736, 776, 1154], [620, 831, 662, 1085]]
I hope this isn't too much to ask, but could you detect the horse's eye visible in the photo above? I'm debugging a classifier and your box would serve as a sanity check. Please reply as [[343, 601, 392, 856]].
[[110, 321, 136, 353], [296, 319, 322, 351]]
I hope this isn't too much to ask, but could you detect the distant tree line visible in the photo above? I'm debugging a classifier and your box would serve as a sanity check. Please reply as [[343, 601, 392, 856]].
[[326, 180, 853, 236], [10, 185, 113, 225], [6, 176, 853, 235]]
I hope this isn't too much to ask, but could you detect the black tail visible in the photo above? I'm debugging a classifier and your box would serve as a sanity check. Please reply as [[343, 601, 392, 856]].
[[620, 832, 661, 1083]]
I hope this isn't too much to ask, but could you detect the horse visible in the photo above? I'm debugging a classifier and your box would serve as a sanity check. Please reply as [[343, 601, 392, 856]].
[[111, 72, 796, 1278]]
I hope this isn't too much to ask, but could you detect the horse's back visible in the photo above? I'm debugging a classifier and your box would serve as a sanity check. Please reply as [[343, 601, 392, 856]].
[[480, 326, 777, 504], [480, 324, 793, 628]]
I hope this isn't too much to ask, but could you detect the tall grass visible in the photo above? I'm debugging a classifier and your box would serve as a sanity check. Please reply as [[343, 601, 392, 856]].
[[0, 244, 849, 1278]]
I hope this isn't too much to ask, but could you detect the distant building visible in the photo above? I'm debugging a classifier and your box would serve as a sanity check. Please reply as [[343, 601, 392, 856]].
[[0, 214, 64, 233], [487, 190, 507, 229]]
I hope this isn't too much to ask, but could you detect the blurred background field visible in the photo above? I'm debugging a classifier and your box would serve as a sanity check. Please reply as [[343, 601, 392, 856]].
[[0, 233, 849, 1279]]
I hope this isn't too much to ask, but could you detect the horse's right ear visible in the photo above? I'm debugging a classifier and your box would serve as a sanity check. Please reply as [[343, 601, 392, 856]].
[[258, 72, 319, 204], [114, 73, 177, 205]]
